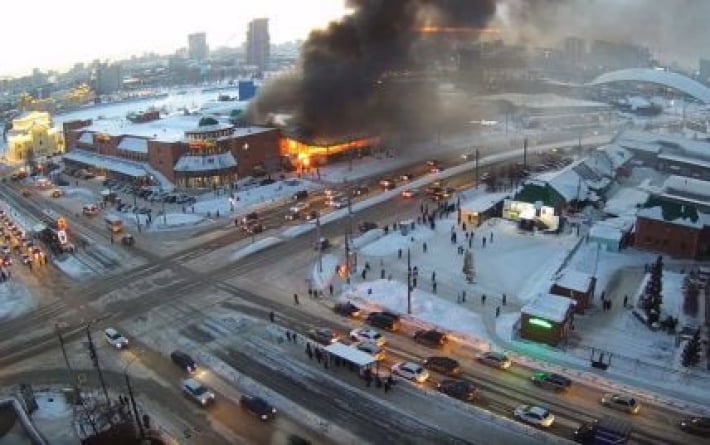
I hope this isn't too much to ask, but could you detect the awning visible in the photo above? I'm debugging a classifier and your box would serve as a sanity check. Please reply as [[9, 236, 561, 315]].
[[324, 342, 376, 368]]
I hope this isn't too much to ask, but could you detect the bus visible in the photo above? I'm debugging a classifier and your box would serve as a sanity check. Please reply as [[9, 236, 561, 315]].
[[105, 215, 124, 233]]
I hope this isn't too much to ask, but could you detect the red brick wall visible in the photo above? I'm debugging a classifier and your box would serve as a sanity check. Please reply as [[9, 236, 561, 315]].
[[229, 129, 281, 177], [148, 140, 186, 183], [635, 216, 700, 259]]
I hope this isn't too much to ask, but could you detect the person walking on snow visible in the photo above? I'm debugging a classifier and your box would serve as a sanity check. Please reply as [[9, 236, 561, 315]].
[[293, 293, 300, 305], [481, 294, 486, 305]]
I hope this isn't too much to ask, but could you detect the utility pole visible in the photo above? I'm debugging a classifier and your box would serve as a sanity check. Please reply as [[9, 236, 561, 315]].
[[523, 137, 528, 171], [407, 248, 412, 315], [316, 214, 323, 272], [86, 325, 111, 405], [124, 373, 145, 440], [475, 148, 479, 188]]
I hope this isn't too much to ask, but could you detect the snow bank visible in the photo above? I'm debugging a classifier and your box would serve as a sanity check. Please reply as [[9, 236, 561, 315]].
[[53, 255, 94, 281], [311, 254, 339, 291], [0, 281, 38, 320], [230, 237, 282, 262], [351, 229, 385, 250]]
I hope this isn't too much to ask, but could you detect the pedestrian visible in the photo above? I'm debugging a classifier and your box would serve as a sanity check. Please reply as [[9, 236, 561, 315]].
[[306, 343, 313, 360], [269, 311, 275, 323], [329, 284, 334, 296], [361, 269, 367, 280], [496, 306, 500, 317], [490, 232, 494, 243], [315, 348, 322, 363], [293, 333, 298, 344], [398, 248, 402, 259], [384, 380, 390, 393], [481, 294, 486, 305], [286, 331, 291, 342], [413, 277, 417, 287], [462, 222, 467, 231], [623, 294, 628, 308], [482, 237, 486, 248], [468, 238, 472, 248], [433, 281, 437, 293], [600, 290, 606, 301], [431, 271, 436, 282], [294, 293, 300, 305], [423, 242, 427, 253], [502, 294, 507, 306]]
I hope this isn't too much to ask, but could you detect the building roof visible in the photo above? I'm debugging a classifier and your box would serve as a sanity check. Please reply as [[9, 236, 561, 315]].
[[617, 129, 710, 159], [603, 187, 649, 217], [590, 68, 710, 104], [521, 294, 575, 323], [589, 223, 623, 242], [554, 269, 594, 293], [658, 153, 710, 170], [174, 152, 238, 172], [117, 136, 148, 154], [62, 149, 148, 178], [535, 164, 589, 202], [323, 342, 376, 367], [637, 200, 706, 228], [663, 175, 710, 200], [78, 132, 94, 144], [461, 191, 510, 213]]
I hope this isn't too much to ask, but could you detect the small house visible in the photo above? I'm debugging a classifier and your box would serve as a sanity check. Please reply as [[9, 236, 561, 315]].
[[520, 294, 576, 346], [550, 269, 596, 313]]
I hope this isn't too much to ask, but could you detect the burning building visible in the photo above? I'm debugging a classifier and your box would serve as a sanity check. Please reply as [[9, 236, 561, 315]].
[[280, 132, 381, 171]]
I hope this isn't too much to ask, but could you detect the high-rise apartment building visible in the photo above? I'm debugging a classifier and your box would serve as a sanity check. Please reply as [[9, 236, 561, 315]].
[[95, 62, 122, 95], [188, 32, 209, 61], [246, 18, 270, 72]]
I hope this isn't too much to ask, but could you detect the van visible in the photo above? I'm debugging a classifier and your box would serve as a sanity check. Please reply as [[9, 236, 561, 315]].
[[366, 312, 401, 332], [82, 204, 99, 216], [292, 190, 308, 201]]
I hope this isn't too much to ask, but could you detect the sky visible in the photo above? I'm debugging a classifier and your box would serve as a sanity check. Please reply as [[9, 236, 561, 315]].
[[0, 0, 348, 77]]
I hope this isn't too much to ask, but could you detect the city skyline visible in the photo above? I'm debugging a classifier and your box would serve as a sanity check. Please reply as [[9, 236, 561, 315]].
[[0, 0, 347, 77]]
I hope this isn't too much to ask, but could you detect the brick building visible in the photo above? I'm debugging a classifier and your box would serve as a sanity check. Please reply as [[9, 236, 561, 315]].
[[635, 203, 710, 259], [62, 114, 280, 189]]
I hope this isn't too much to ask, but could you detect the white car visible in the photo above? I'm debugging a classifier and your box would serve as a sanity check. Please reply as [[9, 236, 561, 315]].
[[104, 327, 129, 349], [392, 362, 429, 383], [353, 342, 386, 361], [350, 328, 386, 347], [513, 405, 555, 428], [289, 202, 309, 214], [182, 379, 215, 406]]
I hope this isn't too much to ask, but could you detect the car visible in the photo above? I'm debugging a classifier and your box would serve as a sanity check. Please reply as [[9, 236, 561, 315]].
[[307, 327, 341, 345], [679, 416, 710, 436], [398, 173, 413, 182], [240, 394, 276, 421], [392, 362, 429, 383], [329, 198, 348, 209], [366, 312, 401, 332], [292, 190, 309, 201], [104, 328, 129, 349], [333, 301, 361, 318], [290, 202, 310, 213], [353, 342, 385, 361], [477, 351, 512, 369], [413, 330, 447, 348], [305, 210, 319, 222], [379, 178, 396, 190], [600, 393, 640, 414], [352, 185, 369, 196], [260, 178, 276, 186], [239, 212, 258, 225], [182, 378, 215, 406], [20, 254, 31, 265], [2, 256, 12, 267], [21, 189, 31, 197], [437, 379, 477, 401], [401, 188, 420, 198], [429, 165, 443, 173], [50, 189, 63, 198], [357, 221, 378, 233], [422, 356, 461, 376], [170, 350, 197, 373], [513, 405, 555, 428], [350, 328, 386, 347], [246, 222, 265, 234], [461, 152, 477, 161], [0, 245, 10, 255], [284, 210, 301, 221], [531, 371, 572, 392]]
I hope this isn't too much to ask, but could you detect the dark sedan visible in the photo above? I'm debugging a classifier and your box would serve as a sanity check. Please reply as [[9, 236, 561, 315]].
[[240, 395, 276, 421], [307, 327, 341, 345], [413, 330, 447, 348], [333, 301, 361, 318], [422, 356, 461, 376], [680, 416, 710, 436], [437, 380, 478, 401]]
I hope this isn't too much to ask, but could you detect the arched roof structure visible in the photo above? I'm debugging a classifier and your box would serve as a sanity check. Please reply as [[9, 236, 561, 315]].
[[589, 68, 710, 104]]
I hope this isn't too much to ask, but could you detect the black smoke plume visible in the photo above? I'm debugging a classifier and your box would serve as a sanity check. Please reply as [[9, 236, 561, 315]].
[[247, 0, 499, 139]]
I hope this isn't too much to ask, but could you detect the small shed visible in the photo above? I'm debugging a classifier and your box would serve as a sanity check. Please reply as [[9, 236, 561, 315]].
[[588, 223, 623, 252], [520, 294, 576, 346], [550, 269, 596, 313], [460, 192, 508, 227], [324, 342, 376, 376]]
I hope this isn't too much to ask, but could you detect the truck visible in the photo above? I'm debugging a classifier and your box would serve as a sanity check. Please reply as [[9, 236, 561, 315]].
[[574, 417, 631, 445]]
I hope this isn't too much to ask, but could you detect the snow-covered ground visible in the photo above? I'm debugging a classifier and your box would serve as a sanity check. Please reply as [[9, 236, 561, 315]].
[[0, 280, 37, 320]]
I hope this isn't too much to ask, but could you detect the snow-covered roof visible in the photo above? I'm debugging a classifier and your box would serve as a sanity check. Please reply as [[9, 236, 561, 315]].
[[460, 191, 509, 213], [658, 153, 710, 170], [663, 175, 710, 199], [553, 269, 594, 293], [603, 187, 649, 217], [617, 129, 710, 158], [117, 136, 148, 154], [627, 96, 652, 109], [637, 206, 707, 229], [590, 69, 710, 104], [589, 223, 623, 242], [521, 294, 575, 323], [536, 164, 589, 201], [78, 132, 93, 144], [62, 149, 148, 178], [599, 144, 632, 169], [174, 152, 237, 172], [324, 342, 376, 367]]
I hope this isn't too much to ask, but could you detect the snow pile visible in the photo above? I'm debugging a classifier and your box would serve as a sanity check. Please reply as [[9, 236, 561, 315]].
[[311, 254, 340, 291], [351, 229, 385, 250]]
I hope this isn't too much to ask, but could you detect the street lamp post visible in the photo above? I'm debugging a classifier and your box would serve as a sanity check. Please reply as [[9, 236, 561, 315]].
[[407, 248, 412, 315], [316, 214, 323, 273], [124, 356, 146, 440], [475, 148, 479, 189]]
